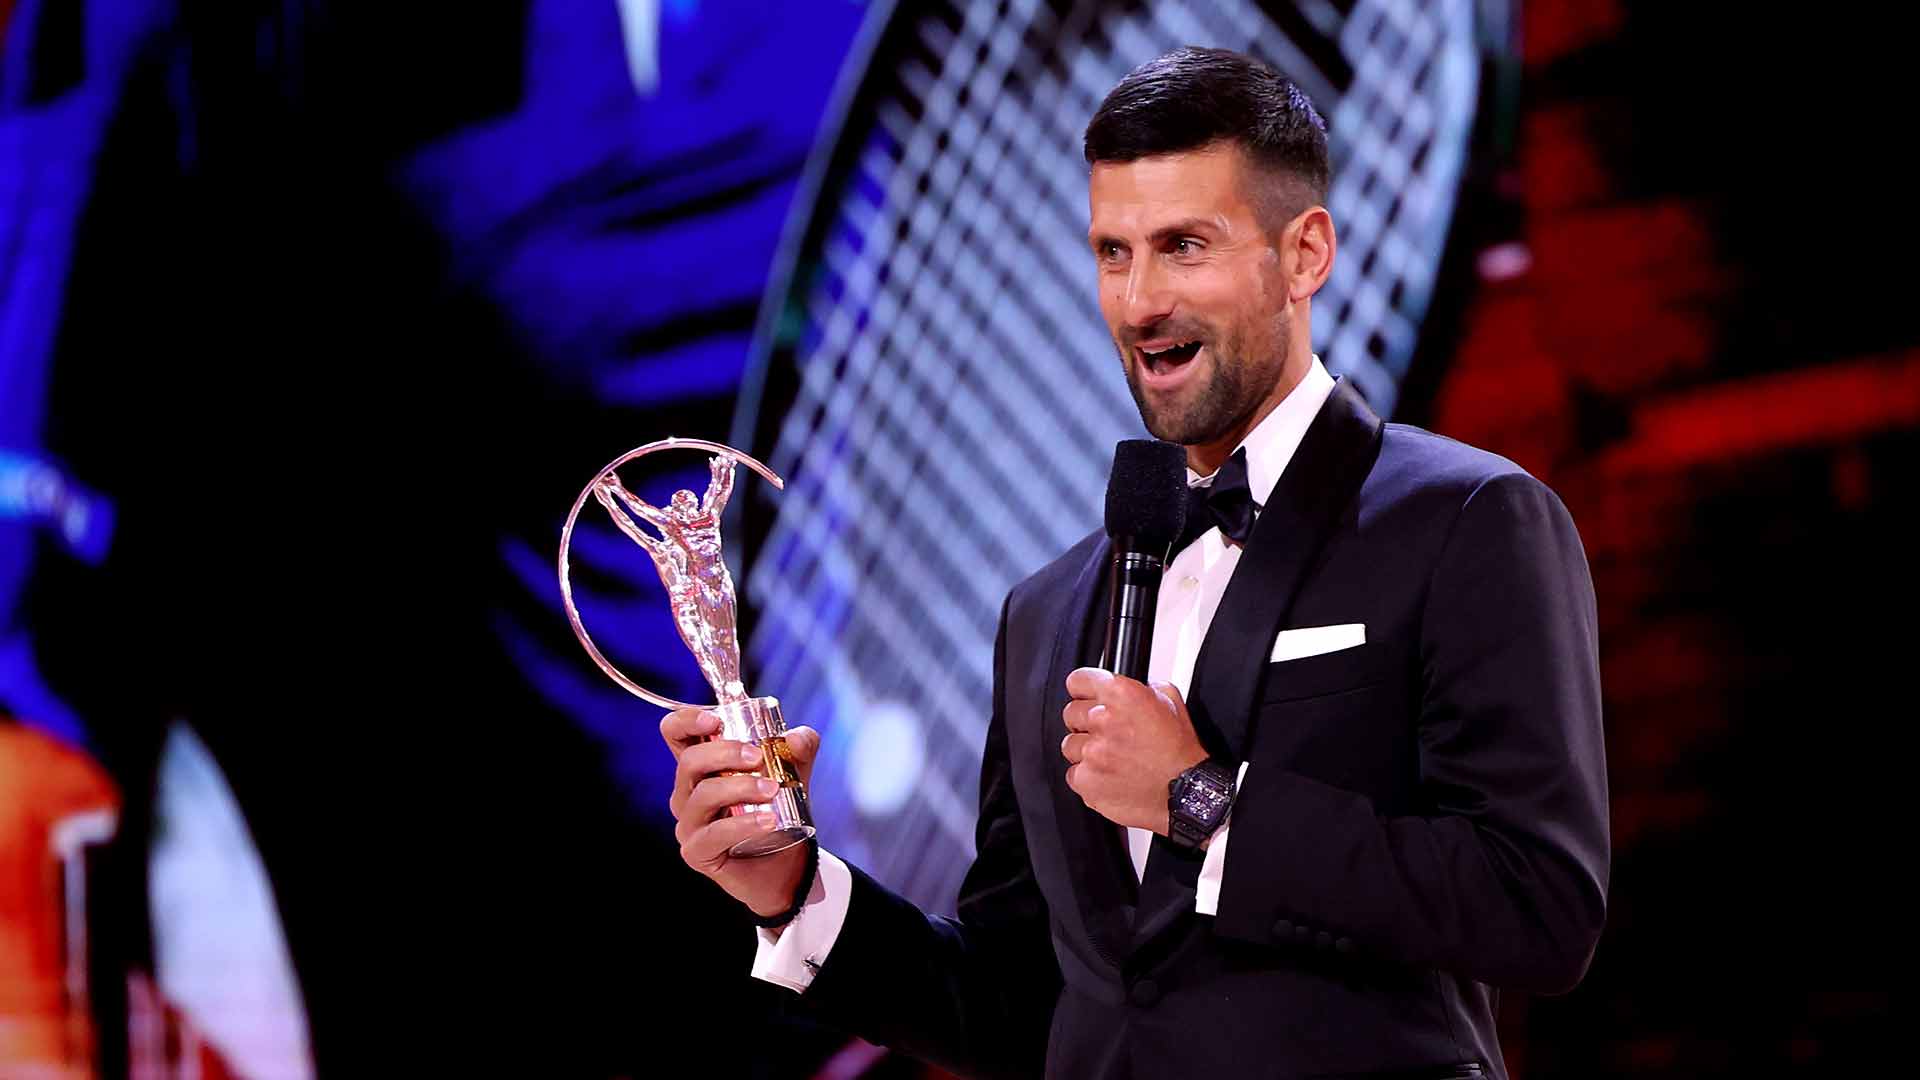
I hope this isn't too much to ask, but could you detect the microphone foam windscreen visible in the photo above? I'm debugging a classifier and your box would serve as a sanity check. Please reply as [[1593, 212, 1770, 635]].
[[1104, 439, 1189, 549]]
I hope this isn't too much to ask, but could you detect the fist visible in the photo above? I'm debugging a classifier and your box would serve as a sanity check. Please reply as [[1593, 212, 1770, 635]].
[[1059, 668, 1208, 834], [661, 708, 821, 919]]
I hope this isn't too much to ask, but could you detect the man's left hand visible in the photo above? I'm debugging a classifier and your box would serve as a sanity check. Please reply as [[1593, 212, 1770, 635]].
[[1060, 667, 1209, 834]]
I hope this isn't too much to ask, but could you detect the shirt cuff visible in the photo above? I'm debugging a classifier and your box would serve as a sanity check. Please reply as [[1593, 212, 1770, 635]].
[[749, 848, 852, 993], [1194, 761, 1251, 916]]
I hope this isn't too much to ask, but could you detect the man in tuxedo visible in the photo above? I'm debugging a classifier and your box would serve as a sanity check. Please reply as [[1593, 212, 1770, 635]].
[[663, 47, 1607, 1079]]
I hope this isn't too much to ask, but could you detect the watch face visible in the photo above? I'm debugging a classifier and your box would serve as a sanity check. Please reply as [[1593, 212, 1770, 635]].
[[1180, 778, 1231, 822]]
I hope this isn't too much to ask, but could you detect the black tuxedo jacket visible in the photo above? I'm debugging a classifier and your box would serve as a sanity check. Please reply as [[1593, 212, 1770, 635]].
[[795, 383, 1609, 1079]]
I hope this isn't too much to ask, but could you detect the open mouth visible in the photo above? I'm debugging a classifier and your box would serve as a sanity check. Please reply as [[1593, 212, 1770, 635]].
[[1138, 340, 1202, 375]]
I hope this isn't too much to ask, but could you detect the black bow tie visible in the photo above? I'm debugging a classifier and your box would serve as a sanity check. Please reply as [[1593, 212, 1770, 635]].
[[1177, 447, 1256, 553]]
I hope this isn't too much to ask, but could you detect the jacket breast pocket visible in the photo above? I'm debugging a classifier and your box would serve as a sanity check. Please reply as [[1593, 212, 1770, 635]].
[[1259, 641, 1384, 704]]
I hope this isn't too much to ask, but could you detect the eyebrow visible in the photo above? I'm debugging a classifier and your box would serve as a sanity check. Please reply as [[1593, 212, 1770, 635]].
[[1088, 217, 1219, 252]]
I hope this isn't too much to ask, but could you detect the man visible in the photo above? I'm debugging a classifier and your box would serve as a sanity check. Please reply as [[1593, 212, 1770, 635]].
[[663, 47, 1608, 1079]]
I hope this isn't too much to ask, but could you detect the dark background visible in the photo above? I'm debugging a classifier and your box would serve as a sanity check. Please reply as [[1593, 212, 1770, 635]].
[[1, 1, 1907, 1076]]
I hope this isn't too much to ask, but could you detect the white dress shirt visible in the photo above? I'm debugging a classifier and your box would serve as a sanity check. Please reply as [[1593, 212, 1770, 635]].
[[754, 356, 1339, 992]]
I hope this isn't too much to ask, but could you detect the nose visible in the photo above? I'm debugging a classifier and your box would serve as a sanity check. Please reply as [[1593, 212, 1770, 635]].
[[1120, 258, 1174, 334]]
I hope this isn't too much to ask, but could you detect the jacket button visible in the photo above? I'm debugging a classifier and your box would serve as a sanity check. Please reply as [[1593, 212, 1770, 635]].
[[1272, 919, 1294, 939], [1335, 936, 1354, 954], [1315, 931, 1333, 950], [1129, 979, 1162, 1007]]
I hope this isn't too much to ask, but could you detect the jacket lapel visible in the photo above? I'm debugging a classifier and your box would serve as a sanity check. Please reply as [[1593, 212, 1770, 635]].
[[1042, 533, 1139, 966], [1132, 379, 1385, 951], [1186, 378, 1383, 761]]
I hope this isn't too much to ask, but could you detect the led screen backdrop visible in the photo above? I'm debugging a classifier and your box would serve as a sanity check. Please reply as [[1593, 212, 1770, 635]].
[[5, 0, 1907, 1075]]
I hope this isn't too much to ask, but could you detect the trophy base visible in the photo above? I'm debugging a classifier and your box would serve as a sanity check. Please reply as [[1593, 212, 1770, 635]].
[[714, 695, 818, 858]]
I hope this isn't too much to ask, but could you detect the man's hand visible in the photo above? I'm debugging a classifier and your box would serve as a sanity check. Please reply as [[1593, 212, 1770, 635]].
[[1059, 667, 1208, 834], [662, 708, 820, 919]]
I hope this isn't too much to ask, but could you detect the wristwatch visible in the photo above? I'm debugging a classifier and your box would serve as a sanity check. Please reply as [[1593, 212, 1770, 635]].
[[1167, 758, 1236, 850]]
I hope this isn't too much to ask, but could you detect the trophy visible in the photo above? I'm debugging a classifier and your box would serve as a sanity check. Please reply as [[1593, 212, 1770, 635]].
[[558, 438, 814, 856]]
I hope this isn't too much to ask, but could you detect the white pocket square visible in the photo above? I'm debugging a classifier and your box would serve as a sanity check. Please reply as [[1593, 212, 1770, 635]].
[[1269, 623, 1366, 662]]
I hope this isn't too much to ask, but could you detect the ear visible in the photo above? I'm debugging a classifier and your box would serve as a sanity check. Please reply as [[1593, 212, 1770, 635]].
[[1284, 206, 1336, 304]]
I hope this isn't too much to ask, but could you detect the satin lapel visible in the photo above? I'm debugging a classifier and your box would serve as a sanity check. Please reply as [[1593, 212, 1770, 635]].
[[1129, 379, 1385, 952], [1186, 379, 1384, 760], [1042, 533, 1138, 965]]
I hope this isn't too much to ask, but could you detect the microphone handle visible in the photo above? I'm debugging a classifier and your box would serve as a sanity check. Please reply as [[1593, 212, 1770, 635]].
[[1103, 545, 1165, 683]]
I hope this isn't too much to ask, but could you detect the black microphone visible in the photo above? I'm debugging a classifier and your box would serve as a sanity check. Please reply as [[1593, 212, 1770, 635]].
[[1102, 439, 1189, 683]]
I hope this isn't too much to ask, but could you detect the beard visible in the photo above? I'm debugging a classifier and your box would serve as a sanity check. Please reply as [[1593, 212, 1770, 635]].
[[1120, 315, 1288, 447]]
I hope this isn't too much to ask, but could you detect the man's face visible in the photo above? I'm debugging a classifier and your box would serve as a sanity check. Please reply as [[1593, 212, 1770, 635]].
[[1088, 143, 1294, 449]]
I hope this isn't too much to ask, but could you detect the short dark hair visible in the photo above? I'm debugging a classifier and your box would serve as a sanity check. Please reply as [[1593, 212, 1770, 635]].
[[1084, 46, 1330, 219]]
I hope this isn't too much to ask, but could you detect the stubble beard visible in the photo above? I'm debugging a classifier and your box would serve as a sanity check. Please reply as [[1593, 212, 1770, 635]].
[[1121, 318, 1288, 448]]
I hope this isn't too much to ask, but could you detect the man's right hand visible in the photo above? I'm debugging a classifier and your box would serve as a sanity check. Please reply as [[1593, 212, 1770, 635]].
[[661, 708, 821, 920]]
